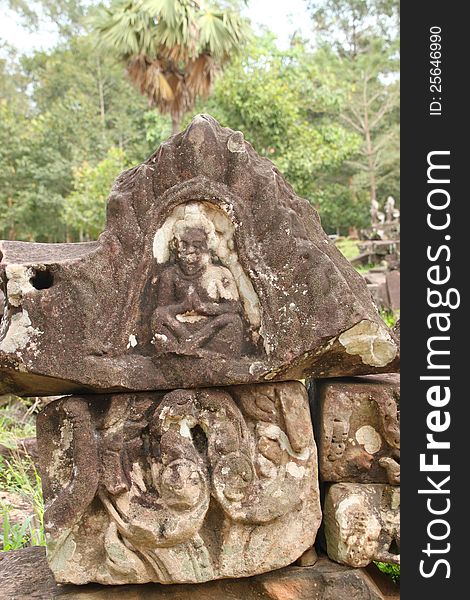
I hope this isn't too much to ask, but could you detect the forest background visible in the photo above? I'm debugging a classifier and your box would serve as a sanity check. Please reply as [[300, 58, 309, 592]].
[[0, 0, 399, 243]]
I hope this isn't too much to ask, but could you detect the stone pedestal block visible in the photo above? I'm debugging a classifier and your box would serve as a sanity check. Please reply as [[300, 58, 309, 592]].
[[0, 547, 391, 600], [312, 375, 400, 484], [36, 381, 321, 585], [324, 483, 400, 568]]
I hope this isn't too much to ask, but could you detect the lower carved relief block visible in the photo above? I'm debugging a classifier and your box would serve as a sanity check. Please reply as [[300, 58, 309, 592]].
[[312, 375, 400, 484], [324, 483, 400, 568], [37, 381, 321, 585]]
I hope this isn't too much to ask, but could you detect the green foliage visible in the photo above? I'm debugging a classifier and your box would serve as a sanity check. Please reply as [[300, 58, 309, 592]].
[[0, 33, 158, 242], [379, 307, 400, 328], [0, 0, 399, 241], [4, 0, 87, 36], [94, 0, 249, 62], [375, 561, 400, 584], [308, 0, 399, 51], [64, 147, 128, 241], [0, 404, 36, 448], [307, 1, 400, 219], [144, 111, 173, 147], [1, 507, 43, 551], [315, 184, 369, 234], [92, 0, 250, 129], [198, 35, 362, 232]]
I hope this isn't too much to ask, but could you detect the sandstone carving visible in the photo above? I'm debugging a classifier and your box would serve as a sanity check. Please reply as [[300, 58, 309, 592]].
[[312, 375, 400, 484], [0, 115, 398, 396], [36, 381, 321, 585], [324, 483, 400, 568], [151, 202, 259, 358]]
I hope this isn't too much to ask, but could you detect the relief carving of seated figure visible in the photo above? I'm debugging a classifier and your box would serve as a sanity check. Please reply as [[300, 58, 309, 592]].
[[152, 223, 244, 357]]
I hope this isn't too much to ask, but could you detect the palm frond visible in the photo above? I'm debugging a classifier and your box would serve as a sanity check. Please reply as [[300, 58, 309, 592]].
[[92, 0, 249, 125], [187, 53, 217, 97]]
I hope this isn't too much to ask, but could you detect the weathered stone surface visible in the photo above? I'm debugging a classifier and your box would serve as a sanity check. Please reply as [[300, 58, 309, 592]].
[[0, 115, 399, 396], [312, 375, 400, 484], [36, 381, 321, 585], [0, 547, 387, 599], [324, 483, 400, 568], [365, 564, 400, 600]]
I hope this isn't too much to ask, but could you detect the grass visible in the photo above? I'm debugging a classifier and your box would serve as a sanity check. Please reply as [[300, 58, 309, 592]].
[[0, 398, 45, 551], [355, 263, 377, 274], [1, 500, 45, 551], [335, 237, 361, 260], [0, 397, 37, 449], [335, 237, 378, 274], [0, 453, 46, 551], [379, 308, 400, 328]]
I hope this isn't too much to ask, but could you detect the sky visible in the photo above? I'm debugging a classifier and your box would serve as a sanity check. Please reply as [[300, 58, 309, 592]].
[[0, 0, 313, 54]]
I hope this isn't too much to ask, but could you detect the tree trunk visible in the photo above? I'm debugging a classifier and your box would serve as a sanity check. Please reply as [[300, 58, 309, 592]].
[[96, 56, 106, 134], [171, 114, 182, 135], [362, 76, 378, 226], [7, 197, 16, 240]]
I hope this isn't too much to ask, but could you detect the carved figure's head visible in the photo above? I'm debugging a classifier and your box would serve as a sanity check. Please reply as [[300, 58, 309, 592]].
[[174, 226, 210, 275], [160, 458, 206, 510], [377, 396, 400, 450]]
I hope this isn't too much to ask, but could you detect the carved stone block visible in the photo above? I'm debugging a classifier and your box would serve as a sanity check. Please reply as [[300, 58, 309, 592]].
[[312, 375, 400, 484], [324, 483, 400, 568], [36, 381, 321, 585], [0, 115, 398, 396]]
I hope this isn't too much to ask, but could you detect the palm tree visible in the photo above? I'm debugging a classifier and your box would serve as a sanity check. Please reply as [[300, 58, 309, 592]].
[[93, 0, 249, 133]]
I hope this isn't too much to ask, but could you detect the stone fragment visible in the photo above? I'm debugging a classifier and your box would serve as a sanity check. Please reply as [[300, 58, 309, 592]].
[[364, 269, 400, 312], [385, 271, 400, 311], [312, 375, 400, 484], [0, 490, 35, 528], [0, 547, 388, 600], [392, 319, 400, 345], [36, 381, 321, 585], [0, 115, 399, 396], [324, 483, 400, 568], [0, 436, 38, 464], [296, 546, 318, 567], [365, 564, 400, 600]]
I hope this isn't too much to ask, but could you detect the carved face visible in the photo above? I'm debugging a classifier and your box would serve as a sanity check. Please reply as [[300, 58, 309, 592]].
[[377, 397, 400, 449], [176, 227, 210, 275], [327, 419, 349, 461], [160, 459, 205, 510]]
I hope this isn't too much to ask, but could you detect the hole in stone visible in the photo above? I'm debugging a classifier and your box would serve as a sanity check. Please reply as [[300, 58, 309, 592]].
[[192, 425, 208, 457], [388, 539, 400, 555], [0, 288, 4, 323], [31, 269, 54, 290]]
